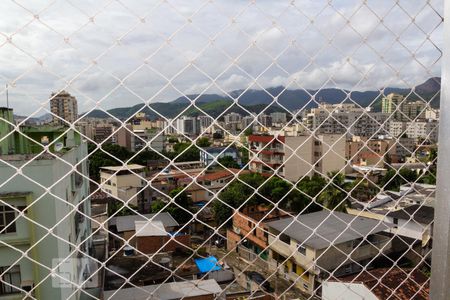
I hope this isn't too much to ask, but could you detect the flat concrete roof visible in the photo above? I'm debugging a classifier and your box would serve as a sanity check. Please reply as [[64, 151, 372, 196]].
[[100, 164, 145, 171], [103, 279, 222, 299], [266, 210, 391, 250]]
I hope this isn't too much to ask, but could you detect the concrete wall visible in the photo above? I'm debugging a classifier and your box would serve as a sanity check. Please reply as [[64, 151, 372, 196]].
[[0, 143, 92, 300], [322, 282, 377, 300], [283, 136, 314, 182]]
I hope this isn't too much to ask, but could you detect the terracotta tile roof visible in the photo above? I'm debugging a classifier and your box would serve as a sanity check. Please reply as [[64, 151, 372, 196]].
[[248, 135, 285, 143], [198, 168, 249, 182], [337, 267, 429, 300]]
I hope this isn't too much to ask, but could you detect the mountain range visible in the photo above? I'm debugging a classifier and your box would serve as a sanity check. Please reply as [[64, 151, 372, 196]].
[[84, 77, 441, 120]]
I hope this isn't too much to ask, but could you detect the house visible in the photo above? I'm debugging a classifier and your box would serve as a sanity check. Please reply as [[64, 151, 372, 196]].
[[248, 134, 346, 181], [385, 205, 434, 245], [322, 268, 429, 300], [186, 169, 248, 203], [199, 146, 240, 166], [134, 220, 191, 254], [265, 211, 392, 295], [226, 205, 290, 263], [108, 212, 179, 250], [100, 164, 146, 209], [103, 279, 224, 300]]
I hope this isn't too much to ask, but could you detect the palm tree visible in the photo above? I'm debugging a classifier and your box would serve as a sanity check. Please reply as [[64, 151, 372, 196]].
[[318, 172, 352, 212]]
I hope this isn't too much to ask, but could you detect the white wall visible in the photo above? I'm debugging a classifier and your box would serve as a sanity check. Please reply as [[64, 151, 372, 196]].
[[322, 282, 378, 300]]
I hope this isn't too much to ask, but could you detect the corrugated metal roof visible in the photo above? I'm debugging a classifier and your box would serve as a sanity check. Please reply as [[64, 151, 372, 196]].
[[266, 210, 391, 250], [111, 212, 179, 232]]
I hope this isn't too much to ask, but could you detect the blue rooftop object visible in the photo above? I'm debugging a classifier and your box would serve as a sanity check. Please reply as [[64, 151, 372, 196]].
[[194, 256, 222, 273]]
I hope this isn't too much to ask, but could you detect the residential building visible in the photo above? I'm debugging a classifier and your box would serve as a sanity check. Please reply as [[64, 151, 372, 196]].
[[103, 279, 224, 300], [130, 129, 165, 152], [258, 114, 272, 127], [265, 211, 392, 294], [322, 268, 429, 300], [270, 112, 287, 125], [93, 124, 115, 144], [0, 108, 15, 155], [0, 126, 95, 299], [99, 164, 146, 209], [175, 116, 200, 136], [227, 205, 290, 262], [389, 120, 439, 143], [248, 134, 346, 181], [306, 102, 390, 137], [108, 212, 179, 250], [186, 169, 249, 203], [115, 125, 132, 150], [134, 220, 191, 254], [50, 90, 78, 125], [224, 113, 242, 132], [241, 115, 256, 130], [382, 93, 404, 120], [199, 146, 240, 167], [385, 204, 434, 244], [198, 115, 213, 133]]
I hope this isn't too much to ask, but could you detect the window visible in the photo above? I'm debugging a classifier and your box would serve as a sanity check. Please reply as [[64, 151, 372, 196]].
[[279, 233, 290, 244], [298, 245, 306, 255], [0, 266, 21, 295], [0, 206, 16, 234]]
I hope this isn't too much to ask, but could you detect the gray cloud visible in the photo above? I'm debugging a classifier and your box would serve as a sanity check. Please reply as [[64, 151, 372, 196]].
[[0, 0, 443, 115]]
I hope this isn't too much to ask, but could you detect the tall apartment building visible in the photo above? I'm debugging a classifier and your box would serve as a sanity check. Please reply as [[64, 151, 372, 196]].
[[306, 103, 390, 137], [389, 120, 439, 143], [270, 112, 288, 124], [248, 134, 346, 182], [224, 113, 242, 132], [0, 120, 95, 299], [174, 116, 200, 136], [382, 93, 427, 121], [50, 91, 78, 126]]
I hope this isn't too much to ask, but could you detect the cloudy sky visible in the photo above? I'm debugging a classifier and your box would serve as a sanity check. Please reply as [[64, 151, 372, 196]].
[[0, 0, 443, 116]]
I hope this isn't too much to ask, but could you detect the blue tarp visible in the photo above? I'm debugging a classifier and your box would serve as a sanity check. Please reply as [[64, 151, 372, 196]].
[[194, 256, 222, 273]]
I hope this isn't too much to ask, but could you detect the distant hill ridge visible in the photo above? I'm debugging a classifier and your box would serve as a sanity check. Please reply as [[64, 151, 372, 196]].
[[84, 77, 441, 120]]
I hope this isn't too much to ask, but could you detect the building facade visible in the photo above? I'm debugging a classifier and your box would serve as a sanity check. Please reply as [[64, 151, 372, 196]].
[[50, 91, 78, 126]]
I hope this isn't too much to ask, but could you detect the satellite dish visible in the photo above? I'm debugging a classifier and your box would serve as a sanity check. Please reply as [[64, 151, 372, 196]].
[[54, 142, 64, 152]]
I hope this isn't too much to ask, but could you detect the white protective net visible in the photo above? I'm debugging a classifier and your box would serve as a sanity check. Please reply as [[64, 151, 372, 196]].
[[0, 1, 443, 299]]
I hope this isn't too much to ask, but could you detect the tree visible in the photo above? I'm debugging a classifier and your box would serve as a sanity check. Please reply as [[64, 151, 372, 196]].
[[218, 155, 240, 168], [318, 172, 352, 212], [286, 175, 326, 213], [87, 143, 132, 181], [170, 142, 200, 162], [380, 168, 419, 191], [167, 187, 193, 224], [196, 137, 211, 147], [244, 128, 253, 136]]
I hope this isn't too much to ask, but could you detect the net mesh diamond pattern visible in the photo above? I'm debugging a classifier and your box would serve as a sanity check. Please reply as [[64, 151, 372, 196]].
[[0, 1, 442, 299]]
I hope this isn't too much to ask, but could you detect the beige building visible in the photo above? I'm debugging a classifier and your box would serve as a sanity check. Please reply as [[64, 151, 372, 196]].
[[100, 164, 146, 208], [248, 134, 346, 182], [50, 90, 78, 125], [266, 211, 392, 295]]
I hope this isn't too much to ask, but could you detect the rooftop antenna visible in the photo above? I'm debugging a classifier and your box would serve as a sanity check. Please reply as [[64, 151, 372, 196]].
[[6, 83, 9, 109]]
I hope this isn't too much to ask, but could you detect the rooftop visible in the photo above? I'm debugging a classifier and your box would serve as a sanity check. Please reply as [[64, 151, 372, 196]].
[[100, 164, 146, 172], [387, 205, 434, 225], [110, 212, 179, 233], [103, 279, 222, 300], [335, 267, 429, 300], [135, 220, 167, 237], [266, 210, 391, 249]]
